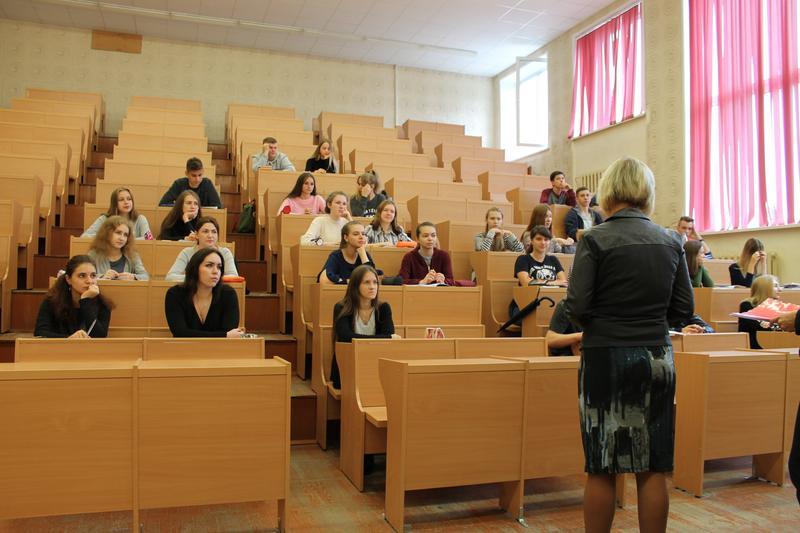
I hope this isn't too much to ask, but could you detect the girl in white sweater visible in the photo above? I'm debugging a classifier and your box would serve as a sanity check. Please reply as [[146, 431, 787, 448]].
[[300, 191, 352, 246]]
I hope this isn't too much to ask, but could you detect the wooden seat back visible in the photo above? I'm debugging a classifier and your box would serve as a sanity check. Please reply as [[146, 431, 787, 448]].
[[11, 97, 96, 138], [436, 143, 504, 169], [328, 123, 396, 144], [403, 119, 465, 143], [693, 287, 750, 330], [15, 338, 145, 362], [320, 111, 384, 138], [0, 122, 82, 179], [0, 108, 91, 156], [130, 96, 201, 112], [414, 130, 481, 155], [125, 107, 203, 124], [121, 119, 205, 138], [454, 337, 547, 357], [671, 332, 749, 353], [112, 147, 212, 167], [0, 138, 71, 194], [26, 87, 104, 132], [104, 160, 216, 186], [349, 150, 431, 174], [116, 132, 208, 153], [453, 156, 527, 183], [384, 178, 482, 203], [756, 331, 800, 349], [478, 172, 550, 202], [0, 153, 60, 219], [364, 162, 452, 183], [435, 220, 526, 252]]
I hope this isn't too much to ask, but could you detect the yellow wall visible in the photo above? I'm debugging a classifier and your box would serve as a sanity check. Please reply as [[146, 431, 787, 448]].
[[0, 19, 494, 143], [703, 227, 800, 284]]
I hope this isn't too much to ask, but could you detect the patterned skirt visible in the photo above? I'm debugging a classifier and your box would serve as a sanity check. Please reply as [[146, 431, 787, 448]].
[[578, 345, 676, 474]]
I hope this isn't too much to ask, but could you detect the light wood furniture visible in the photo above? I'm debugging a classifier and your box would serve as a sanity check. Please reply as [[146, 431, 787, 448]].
[[130, 95, 202, 112], [756, 331, 800, 349], [435, 220, 527, 253], [364, 162, 453, 183], [0, 121, 83, 179], [674, 349, 788, 496], [693, 287, 750, 332], [121, 120, 207, 138], [453, 156, 527, 183], [703, 259, 735, 285], [0, 175, 43, 288], [513, 285, 567, 338], [384, 178, 482, 203], [112, 146, 213, 167], [26, 87, 104, 133], [414, 130, 481, 157], [478, 172, 550, 202], [0, 200, 21, 332], [349, 149, 431, 174], [379, 357, 527, 531], [506, 187, 543, 225], [669, 332, 748, 353], [0, 138, 71, 201], [435, 143, 504, 169], [408, 196, 513, 228], [10, 98, 95, 149], [337, 135, 412, 173], [125, 107, 204, 124], [103, 160, 217, 186], [116, 132, 209, 154], [81, 205, 228, 241]]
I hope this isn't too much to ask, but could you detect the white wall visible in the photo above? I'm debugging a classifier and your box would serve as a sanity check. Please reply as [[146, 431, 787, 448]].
[[0, 19, 494, 144]]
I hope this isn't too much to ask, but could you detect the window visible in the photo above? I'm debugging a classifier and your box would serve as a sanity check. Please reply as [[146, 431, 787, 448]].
[[569, 3, 644, 138], [500, 55, 548, 161], [688, 0, 800, 231]]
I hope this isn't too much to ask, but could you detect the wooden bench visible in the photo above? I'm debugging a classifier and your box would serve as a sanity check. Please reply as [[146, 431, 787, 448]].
[[453, 157, 527, 183], [0, 108, 92, 163], [669, 332, 749, 353], [0, 175, 43, 288], [408, 197, 514, 228], [116, 132, 208, 154], [756, 331, 799, 349], [435, 143, 505, 169], [130, 95, 202, 112], [674, 349, 788, 496], [226, 103, 295, 145], [0, 153, 60, 250], [319, 111, 384, 140], [349, 150, 432, 174], [478, 172, 550, 202], [384, 178, 482, 203], [0, 121, 83, 180], [328, 123, 397, 145], [337, 135, 412, 173], [26, 87, 104, 134], [0, 138, 72, 203], [112, 146, 213, 168], [414, 130, 481, 157], [125, 107, 204, 124], [70, 235, 234, 278], [0, 357, 289, 531], [364, 162, 453, 183], [94, 181, 216, 208], [14, 337, 263, 362], [82, 203, 228, 241], [121, 119, 205, 139], [693, 287, 750, 332], [701, 259, 734, 285], [379, 357, 526, 530], [507, 188, 543, 225], [11, 97, 96, 143], [103, 160, 217, 187], [0, 200, 21, 332], [402, 119, 465, 146]]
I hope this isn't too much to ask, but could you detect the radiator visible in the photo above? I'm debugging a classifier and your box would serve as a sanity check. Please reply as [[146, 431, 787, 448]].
[[575, 171, 603, 191]]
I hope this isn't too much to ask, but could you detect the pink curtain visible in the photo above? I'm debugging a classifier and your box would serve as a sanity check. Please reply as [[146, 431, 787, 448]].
[[689, 0, 800, 231], [569, 4, 643, 138]]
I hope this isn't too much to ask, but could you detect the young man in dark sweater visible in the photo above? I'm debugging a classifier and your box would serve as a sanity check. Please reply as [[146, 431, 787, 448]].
[[399, 222, 455, 285], [159, 157, 223, 209]]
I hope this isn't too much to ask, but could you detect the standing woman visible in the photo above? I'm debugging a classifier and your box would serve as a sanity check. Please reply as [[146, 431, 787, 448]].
[[729, 238, 766, 287], [365, 199, 412, 246], [684, 240, 714, 288], [82, 186, 152, 239], [330, 265, 398, 388], [164, 247, 244, 338], [276, 172, 326, 215], [300, 191, 352, 245], [159, 190, 202, 241], [474, 207, 524, 252], [305, 138, 338, 174], [34, 255, 114, 338], [522, 204, 575, 254], [563, 157, 693, 533], [88, 216, 149, 280]]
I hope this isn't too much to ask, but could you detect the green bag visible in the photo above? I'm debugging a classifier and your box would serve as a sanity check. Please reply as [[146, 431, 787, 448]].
[[236, 200, 256, 233]]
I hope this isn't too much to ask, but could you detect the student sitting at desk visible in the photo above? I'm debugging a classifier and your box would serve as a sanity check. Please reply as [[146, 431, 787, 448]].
[[305, 138, 338, 174], [515, 225, 567, 286], [319, 222, 379, 285], [88, 216, 149, 280], [546, 299, 582, 355], [684, 240, 714, 288], [330, 265, 398, 388], [350, 171, 386, 218], [159, 157, 223, 209], [399, 222, 455, 286], [165, 216, 238, 281], [159, 190, 202, 241], [365, 199, 412, 246], [539, 170, 577, 206], [738, 274, 780, 349], [252, 136, 296, 173], [522, 204, 575, 254], [300, 191, 352, 246], [164, 247, 244, 338], [474, 207, 524, 252], [34, 255, 114, 338], [564, 186, 603, 242], [729, 237, 766, 287], [82, 186, 152, 240], [276, 172, 326, 215]]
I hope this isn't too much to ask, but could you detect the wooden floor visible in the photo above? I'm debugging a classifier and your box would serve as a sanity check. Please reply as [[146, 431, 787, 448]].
[[1, 444, 798, 532]]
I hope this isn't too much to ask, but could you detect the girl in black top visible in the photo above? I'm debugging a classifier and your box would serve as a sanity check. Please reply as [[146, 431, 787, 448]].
[[305, 138, 338, 174], [330, 264, 397, 388], [159, 190, 203, 240], [729, 237, 766, 287], [514, 225, 567, 286], [350, 171, 386, 217], [34, 255, 114, 338], [164, 247, 245, 338], [737, 274, 779, 348], [319, 221, 378, 285]]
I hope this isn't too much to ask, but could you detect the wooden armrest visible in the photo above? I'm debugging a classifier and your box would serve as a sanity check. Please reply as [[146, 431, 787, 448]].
[[327, 382, 341, 400], [364, 406, 387, 428]]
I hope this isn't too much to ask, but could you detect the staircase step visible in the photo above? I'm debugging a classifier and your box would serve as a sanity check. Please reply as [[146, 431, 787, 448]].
[[50, 227, 82, 256], [213, 158, 233, 174], [63, 204, 84, 227], [245, 292, 280, 333], [97, 136, 118, 152], [290, 378, 316, 443], [84, 168, 103, 185], [229, 232, 257, 260], [10, 289, 47, 331], [32, 255, 67, 289], [208, 143, 228, 159], [221, 191, 241, 211], [79, 184, 96, 205], [90, 152, 110, 168], [238, 259, 268, 292], [218, 174, 238, 194]]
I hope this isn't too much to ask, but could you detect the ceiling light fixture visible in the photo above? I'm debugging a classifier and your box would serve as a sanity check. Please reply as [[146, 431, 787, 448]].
[[33, 0, 478, 57]]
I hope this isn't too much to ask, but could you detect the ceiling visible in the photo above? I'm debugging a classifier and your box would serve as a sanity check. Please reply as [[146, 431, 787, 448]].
[[0, 0, 615, 77]]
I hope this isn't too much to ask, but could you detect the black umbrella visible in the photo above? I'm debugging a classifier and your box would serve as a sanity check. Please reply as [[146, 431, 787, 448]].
[[497, 284, 556, 333]]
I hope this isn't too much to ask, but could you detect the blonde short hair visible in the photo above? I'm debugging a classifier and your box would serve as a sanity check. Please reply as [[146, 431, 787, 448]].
[[597, 157, 655, 215]]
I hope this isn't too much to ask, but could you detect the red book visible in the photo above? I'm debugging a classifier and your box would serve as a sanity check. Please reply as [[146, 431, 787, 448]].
[[731, 298, 800, 321]]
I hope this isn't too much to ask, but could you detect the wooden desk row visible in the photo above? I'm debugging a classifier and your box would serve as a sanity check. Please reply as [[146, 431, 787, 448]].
[[0, 176, 42, 290], [112, 145, 213, 168], [103, 159, 217, 187], [69, 236, 235, 279], [0, 200, 22, 331], [95, 181, 222, 208], [125, 106, 204, 125], [0, 357, 289, 531], [26, 87, 104, 135], [81, 204, 228, 240]]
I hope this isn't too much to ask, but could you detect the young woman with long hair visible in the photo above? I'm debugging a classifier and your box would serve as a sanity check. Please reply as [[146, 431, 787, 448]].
[[165, 216, 238, 281], [300, 191, 352, 245], [350, 171, 386, 218], [684, 240, 714, 288], [729, 238, 766, 287], [399, 222, 455, 285], [305, 138, 338, 174], [522, 204, 575, 254], [164, 247, 244, 338], [159, 189, 202, 241], [88, 216, 149, 280], [738, 274, 780, 349], [365, 199, 412, 246], [82, 186, 152, 239], [319, 221, 379, 285], [34, 255, 114, 338], [276, 172, 326, 215], [474, 207, 524, 252]]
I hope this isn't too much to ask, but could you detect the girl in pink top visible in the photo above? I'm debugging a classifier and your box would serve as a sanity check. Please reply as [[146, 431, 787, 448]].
[[276, 172, 326, 215]]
